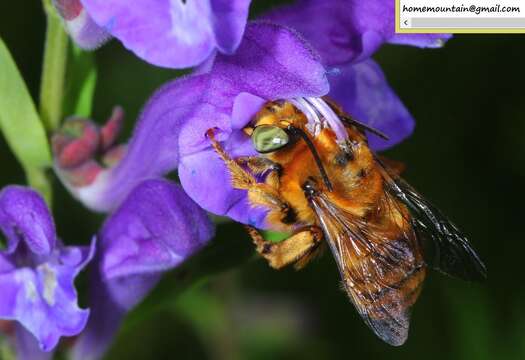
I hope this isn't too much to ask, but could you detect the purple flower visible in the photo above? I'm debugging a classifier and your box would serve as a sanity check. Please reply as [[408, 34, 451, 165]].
[[71, 179, 213, 360], [13, 324, 53, 360], [264, 0, 452, 66], [53, 22, 419, 226], [52, 22, 329, 213], [53, 0, 252, 68], [0, 186, 95, 355]]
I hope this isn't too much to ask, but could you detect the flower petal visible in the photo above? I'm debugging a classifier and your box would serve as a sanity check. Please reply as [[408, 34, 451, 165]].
[[55, 23, 328, 213], [0, 186, 55, 255], [179, 146, 269, 228], [176, 22, 330, 224], [53, 0, 111, 50], [99, 179, 214, 280], [211, 21, 329, 100], [209, 0, 252, 54], [231, 92, 267, 130], [179, 21, 330, 155], [327, 60, 415, 151], [0, 256, 14, 273], [0, 239, 95, 352], [389, 33, 453, 49], [14, 324, 53, 360], [79, 0, 251, 68], [0, 271, 18, 316], [264, 0, 451, 66]]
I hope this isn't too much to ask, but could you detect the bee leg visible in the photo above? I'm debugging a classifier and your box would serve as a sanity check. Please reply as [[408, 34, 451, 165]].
[[245, 225, 323, 270], [293, 243, 325, 270], [206, 129, 285, 211], [236, 156, 282, 191], [236, 157, 281, 176]]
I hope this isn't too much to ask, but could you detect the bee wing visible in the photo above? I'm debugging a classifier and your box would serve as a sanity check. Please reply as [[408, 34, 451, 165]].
[[379, 163, 487, 281], [308, 191, 425, 346]]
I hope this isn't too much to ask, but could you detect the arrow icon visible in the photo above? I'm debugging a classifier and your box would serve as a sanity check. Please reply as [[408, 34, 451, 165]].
[[404, 19, 409, 26]]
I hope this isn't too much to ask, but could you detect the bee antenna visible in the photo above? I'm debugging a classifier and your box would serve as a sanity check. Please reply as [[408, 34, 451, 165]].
[[287, 126, 334, 192], [341, 116, 390, 141]]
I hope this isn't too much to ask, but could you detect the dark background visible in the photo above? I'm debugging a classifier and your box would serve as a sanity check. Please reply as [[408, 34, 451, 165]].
[[1, 1, 522, 359]]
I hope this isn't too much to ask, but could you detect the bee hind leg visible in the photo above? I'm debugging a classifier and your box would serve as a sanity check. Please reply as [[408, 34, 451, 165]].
[[245, 225, 323, 270]]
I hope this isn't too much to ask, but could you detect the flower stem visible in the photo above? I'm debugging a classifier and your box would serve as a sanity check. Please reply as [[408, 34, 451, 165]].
[[40, 0, 69, 132]]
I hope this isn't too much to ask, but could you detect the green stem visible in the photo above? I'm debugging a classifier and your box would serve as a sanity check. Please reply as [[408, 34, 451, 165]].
[[26, 167, 53, 207], [40, 0, 68, 132]]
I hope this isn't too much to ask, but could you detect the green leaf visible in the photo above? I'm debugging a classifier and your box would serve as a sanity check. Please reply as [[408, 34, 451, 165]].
[[64, 45, 97, 118], [0, 38, 53, 202]]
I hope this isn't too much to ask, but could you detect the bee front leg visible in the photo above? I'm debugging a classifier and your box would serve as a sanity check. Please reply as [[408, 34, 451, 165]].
[[206, 129, 285, 211], [236, 156, 283, 199], [245, 225, 323, 270], [236, 157, 281, 177]]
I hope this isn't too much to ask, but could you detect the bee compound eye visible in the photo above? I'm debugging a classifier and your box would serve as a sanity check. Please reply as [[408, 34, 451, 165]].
[[251, 125, 290, 153]]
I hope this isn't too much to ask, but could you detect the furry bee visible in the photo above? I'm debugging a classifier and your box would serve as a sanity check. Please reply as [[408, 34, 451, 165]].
[[206, 98, 486, 346]]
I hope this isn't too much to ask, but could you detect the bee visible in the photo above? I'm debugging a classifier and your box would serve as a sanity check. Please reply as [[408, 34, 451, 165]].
[[206, 98, 486, 346]]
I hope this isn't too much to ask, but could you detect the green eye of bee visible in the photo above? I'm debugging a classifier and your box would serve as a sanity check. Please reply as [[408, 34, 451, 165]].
[[252, 125, 290, 153]]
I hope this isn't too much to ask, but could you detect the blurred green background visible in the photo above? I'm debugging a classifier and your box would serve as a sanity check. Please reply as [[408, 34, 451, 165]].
[[0, 1, 522, 360]]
